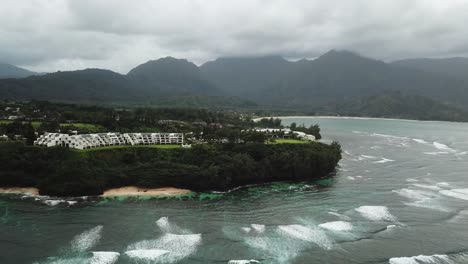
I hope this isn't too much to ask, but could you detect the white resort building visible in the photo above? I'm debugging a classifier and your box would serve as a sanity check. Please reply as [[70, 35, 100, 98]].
[[34, 132, 184, 150]]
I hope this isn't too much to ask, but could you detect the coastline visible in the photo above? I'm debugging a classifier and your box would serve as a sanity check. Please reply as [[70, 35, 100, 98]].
[[0, 187, 39, 195], [253, 115, 460, 123], [101, 186, 192, 197]]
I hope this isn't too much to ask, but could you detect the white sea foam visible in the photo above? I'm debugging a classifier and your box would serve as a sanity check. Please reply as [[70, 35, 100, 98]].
[[406, 178, 419, 182], [228, 260, 260, 264], [251, 224, 265, 233], [437, 182, 450, 187], [455, 151, 468, 156], [70, 225, 103, 252], [440, 189, 468, 201], [328, 212, 352, 221], [355, 206, 397, 221], [393, 188, 436, 200], [423, 151, 450, 155], [90, 252, 120, 264], [373, 158, 395, 164], [411, 184, 441, 191], [389, 254, 450, 264], [319, 221, 353, 231], [277, 224, 333, 250], [124, 249, 170, 260], [346, 176, 355, 180], [433, 142, 455, 152], [156, 217, 187, 234], [43, 199, 66, 206], [412, 138, 429, 144], [126, 233, 202, 263], [241, 227, 252, 233]]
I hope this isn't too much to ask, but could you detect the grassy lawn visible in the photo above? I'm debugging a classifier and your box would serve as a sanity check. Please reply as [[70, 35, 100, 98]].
[[76, 144, 182, 152], [271, 139, 308, 144]]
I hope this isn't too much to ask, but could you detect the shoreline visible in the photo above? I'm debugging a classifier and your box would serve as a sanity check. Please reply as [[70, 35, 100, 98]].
[[0, 187, 39, 195], [253, 115, 464, 124], [101, 186, 192, 197]]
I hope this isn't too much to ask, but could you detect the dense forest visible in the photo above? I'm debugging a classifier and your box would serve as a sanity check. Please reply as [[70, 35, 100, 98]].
[[0, 142, 341, 196]]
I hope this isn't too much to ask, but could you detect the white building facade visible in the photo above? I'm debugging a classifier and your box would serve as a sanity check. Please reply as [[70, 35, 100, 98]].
[[34, 132, 184, 150]]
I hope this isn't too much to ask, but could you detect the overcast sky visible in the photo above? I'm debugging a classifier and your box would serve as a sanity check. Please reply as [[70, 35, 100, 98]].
[[1, 0, 468, 73]]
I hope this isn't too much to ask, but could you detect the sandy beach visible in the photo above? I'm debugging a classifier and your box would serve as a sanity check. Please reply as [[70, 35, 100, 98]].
[[101, 186, 191, 197], [0, 187, 39, 195]]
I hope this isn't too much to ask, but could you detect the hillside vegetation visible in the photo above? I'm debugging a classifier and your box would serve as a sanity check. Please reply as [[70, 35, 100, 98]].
[[0, 142, 341, 196]]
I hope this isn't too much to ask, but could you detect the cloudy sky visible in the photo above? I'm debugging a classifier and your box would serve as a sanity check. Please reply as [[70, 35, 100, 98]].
[[1, 0, 468, 73]]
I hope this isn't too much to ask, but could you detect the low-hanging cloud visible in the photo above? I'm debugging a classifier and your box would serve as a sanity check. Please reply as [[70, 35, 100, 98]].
[[1, 0, 467, 73]]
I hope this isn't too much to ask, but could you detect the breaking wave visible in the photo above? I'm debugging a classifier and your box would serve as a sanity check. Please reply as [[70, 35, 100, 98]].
[[355, 206, 397, 222], [389, 251, 468, 264], [440, 189, 468, 201], [90, 252, 120, 264], [319, 221, 353, 231], [70, 225, 103, 252], [277, 224, 333, 250], [126, 233, 202, 263]]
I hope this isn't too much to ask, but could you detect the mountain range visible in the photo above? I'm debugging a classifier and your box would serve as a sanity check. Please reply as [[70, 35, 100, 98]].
[[0, 63, 42, 79], [1, 51, 468, 118]]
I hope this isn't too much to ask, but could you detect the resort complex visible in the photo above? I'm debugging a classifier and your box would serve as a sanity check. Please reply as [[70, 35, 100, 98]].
[[34, 132, 184, 150]]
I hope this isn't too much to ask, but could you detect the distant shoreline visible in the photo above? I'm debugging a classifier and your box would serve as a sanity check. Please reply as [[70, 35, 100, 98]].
[[253, 115, 462, 123]]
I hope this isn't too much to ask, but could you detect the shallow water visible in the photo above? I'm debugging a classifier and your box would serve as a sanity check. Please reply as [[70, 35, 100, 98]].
[[1, 117, 468, 264]]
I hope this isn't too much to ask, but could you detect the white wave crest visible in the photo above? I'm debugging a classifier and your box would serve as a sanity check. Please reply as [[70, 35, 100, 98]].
[[373, 158, 395, 164], [433, 142, 455, 152], [440, 189, 468, 201], [355, 206, 397, 221], [156, 217, 187, 234], [228, 260, 260, 264], [346, 176, 356, 180], [70, 225, 103, 252], [126, 233, 202, 263], [277, 224, 333, 250], [125, 249, 170, 261], [328, 211, 352, 221], [412, 138, 429, 144], [251, 224, 265, 233], [389, 254, 450, 264], [411, 184, 442, 191], [319, 221, 353, 231], [393, 188, 435, 200], [90, 252, 120, 264]]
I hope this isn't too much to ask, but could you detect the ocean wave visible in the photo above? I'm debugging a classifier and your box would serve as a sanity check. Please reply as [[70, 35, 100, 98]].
[[412, 138, 429, 144], [277, 224, 333, 250], [389, 251, 468, 264], [90, 252, 120, 264], [389, 254, 450, 264], [440, 189, 468, 201], [126, 233, 202, 263], [373, 158, 395, 164], [228, 260, 260, 264], [319, 221, 353, 231], [433, 142, 456, 152], [423, 151, 449, 155], [251, 224, 265, 233], [393, 188, 436, 200], [411, 183, 442, 191], [70, 225, 103, 252], [124, 249, 170, 261], [328, 211, 352, 221], [355, 206, 397, 222], [156, 217, 189, 234]]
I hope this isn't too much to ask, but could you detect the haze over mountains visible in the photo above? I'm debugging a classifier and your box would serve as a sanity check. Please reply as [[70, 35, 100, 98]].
[[1, 50, 468, 117], [0, 63, 42, 79]]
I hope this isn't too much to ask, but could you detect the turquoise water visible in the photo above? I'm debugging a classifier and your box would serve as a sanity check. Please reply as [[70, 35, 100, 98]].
[[1, 117, 468, 264]]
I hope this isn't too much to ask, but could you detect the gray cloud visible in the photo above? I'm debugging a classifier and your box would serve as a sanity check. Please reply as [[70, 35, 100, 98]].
[[1, 0, 468, 73]]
